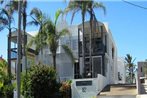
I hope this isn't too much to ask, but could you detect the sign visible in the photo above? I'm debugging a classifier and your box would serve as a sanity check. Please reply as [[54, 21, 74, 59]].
[[76, 80, 92, 86]]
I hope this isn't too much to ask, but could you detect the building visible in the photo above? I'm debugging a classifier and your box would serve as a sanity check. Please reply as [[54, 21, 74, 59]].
[[9, 30, 36, 74], [8, 20, 118, 84], [117, 57, 126, 84]]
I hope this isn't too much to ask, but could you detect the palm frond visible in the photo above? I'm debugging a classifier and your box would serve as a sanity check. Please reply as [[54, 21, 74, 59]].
[[0, 16, 8, 25], [0, 8, 9, 19], [57, 28, 69, 39], [0, 26, 4, 31], [62, 45, 75, 64], [0, 0, 3, 4], [92, 2, 106, 15], [71, 8, 80, 24], [0, 16, 8, 31], [64, 1, 79, 17], [5, 1, 18, 15], [27, 21, 39, 26], [55, 9, 63, 25], [30, 8, 42, 23]]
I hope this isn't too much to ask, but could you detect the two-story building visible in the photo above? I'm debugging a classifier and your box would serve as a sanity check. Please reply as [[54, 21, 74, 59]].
[[9, 20, 118, 84]]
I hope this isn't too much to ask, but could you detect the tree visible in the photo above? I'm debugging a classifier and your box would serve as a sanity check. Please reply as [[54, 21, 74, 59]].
[[5, 1, 28, 97], [6, 0, 28, 72], [28, 7, 48, 63], [0, 57, 14, 98], [64, 0, 105, 77], [28, 9, 74, 71], [87, 0, 105, 77], [44, 9, 73, 70], [64, 0, 91, 77], [21, 64, 58, 98], [125, 54, 136, 83], [0, 7, 15, 80]]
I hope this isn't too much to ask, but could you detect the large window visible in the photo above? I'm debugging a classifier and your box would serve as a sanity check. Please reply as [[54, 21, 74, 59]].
[[72, 39, 78, 51], [92, 56, 102, 77]]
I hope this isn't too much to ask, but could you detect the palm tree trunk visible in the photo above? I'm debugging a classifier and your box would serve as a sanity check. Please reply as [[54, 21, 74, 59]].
[[7, 29, 11, 80], [22, 6, 28, 96], [53, 53, 56, 70], [82, 12, 85, 78]]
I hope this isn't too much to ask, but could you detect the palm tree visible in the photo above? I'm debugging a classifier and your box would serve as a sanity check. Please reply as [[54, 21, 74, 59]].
[[88, 1, 106, 77], [28, 9, 74, 71], [125, 54, 136, 84], [6, 0, 28, 71], [28, 8, 48, 63], [0, 8, 15, 79], [44, 9, 74, 70], [65, 0, 91, 77]]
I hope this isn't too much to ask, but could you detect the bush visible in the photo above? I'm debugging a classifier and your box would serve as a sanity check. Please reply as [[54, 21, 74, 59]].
[[0, 76, 14, 98], [21, 64, 58, 98], [60, 80, 72, 98]]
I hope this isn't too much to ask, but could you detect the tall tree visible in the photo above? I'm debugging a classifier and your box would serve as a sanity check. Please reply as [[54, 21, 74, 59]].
[[28, 8, 47, 63], [28, 9, 74, 71], [64, 0, 91, 77], [6, 0, 28, 71], [44, 9, 74, 70], [125, 54, 136, 84], [0, 7, 15, 80], [5, 1, 28, 96], [88, 1, 105, 77]]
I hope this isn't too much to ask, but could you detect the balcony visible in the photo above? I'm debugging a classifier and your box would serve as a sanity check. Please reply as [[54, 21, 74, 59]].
[[79, 38, 106, 57]]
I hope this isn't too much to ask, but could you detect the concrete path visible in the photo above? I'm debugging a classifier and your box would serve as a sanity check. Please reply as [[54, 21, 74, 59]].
[[97, 84, 137, 98], [99, 84, 137, 96]]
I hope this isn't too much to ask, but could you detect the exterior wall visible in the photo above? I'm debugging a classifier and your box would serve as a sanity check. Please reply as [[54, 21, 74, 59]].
[[35, 21, 118, 83], [10, 31, 37, 74], [117, 57, 126, 84], [35, 24, 79, 81], [10, 20, 118, 83], [104, 23, 118, 84]]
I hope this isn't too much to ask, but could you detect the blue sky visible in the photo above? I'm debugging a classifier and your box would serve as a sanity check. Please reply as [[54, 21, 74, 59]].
[[0, 0, 147, 64]]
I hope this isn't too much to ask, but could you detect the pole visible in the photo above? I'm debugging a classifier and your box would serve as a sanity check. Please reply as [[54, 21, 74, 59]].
[[16, 1, 22, 98]]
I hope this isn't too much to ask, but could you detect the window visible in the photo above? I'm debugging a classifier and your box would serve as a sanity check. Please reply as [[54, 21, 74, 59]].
[[92, 56, 102, 77], [112, 47, 114, 59], [72, 39, 77, 51], [105, 35, 107, 52]]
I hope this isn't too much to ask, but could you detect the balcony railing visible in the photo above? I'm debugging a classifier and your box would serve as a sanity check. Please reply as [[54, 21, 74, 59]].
[[79, 38, 106, 57]]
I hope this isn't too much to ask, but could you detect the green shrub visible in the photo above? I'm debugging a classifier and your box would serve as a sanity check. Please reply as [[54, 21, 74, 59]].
[[21, 64, 58, 98]]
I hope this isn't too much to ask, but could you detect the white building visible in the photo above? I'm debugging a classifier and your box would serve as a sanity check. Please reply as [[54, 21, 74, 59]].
[[117, 57, 126, 84], [9, 20, 118, 84]]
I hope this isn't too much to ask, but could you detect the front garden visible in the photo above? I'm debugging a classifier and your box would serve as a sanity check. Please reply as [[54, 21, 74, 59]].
[[0, 59, 71, 98]]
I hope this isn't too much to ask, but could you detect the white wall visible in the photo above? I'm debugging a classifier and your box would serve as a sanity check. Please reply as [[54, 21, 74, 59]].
[[71, 74, 108, 98], [104, 23, 118, 84], [117, 57, 126, 84]]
